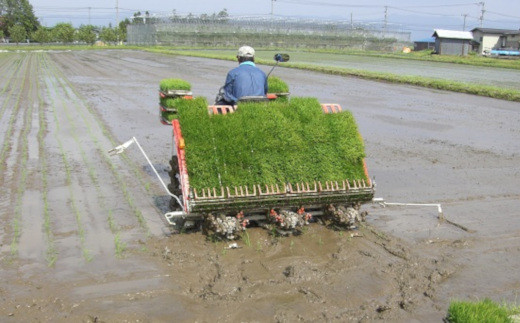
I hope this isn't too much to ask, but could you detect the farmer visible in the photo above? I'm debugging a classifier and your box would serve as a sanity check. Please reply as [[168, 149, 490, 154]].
[[215, 45, 268, 105]]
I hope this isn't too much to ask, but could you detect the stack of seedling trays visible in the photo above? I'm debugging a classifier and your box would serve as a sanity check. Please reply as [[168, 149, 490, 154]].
[[159, 78, 193, 125], [267, 76, 290, 101]]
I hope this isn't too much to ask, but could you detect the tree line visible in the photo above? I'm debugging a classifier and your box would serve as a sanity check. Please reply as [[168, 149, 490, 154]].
[[0, 0, 132, 45], [1, 0, 229, 45]]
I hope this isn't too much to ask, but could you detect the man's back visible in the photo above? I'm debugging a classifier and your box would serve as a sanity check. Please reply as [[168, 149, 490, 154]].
[[223, 62, 267, 104]]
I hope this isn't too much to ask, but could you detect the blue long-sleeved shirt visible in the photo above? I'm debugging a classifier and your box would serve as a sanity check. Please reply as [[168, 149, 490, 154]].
[[223, 62, 268, 104]]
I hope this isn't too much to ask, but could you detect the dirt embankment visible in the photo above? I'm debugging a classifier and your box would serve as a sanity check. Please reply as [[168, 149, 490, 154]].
[[1, 50, 519, 322]]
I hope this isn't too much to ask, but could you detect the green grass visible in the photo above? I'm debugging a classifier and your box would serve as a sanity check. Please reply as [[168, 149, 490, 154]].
[[446, 299, 520, 323], [160, 78, 191, 91], [176, 96, 367, 190]]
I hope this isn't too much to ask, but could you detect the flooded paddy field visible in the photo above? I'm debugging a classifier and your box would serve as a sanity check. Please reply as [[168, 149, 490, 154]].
[[0, 50, 519, 321]]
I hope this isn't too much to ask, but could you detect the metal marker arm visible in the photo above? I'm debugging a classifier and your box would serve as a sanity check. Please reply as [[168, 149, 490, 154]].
[[372, 197, 443, 220], [109, 137, 184, 209]]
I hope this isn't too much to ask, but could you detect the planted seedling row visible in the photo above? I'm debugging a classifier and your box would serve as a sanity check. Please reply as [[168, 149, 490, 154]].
[[36, 54, 58, 266], [0, 54, 28, 180], [11, 55, 38, 256], [0, 54, 31, 257], [0, 54, 25, 120]]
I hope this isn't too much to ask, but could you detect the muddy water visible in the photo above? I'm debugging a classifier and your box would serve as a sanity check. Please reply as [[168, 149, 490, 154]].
[[0, 50, 519, 321]]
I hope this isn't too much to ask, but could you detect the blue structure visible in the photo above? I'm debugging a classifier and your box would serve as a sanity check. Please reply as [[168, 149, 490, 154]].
[[414, 37, 436, 51], [490, 49, 520, 56]]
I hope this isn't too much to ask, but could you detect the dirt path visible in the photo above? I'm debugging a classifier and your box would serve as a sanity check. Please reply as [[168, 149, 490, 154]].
[[0, 50, 519, 322]]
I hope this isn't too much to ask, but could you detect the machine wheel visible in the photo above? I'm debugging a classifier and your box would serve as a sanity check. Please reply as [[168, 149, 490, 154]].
[[169, 156, 182, 211], [168, 156, 182, 195]]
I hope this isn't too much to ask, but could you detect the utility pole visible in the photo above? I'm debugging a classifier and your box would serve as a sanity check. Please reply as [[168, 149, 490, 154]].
[[116, 0, 120, 44], [479, 2, 485, 27], [271, 0, 276, 16], [383, 6, 388, 35], [462, 13, 468, 31], [115, 0, 120, 26], [350, 12, 353, 29]]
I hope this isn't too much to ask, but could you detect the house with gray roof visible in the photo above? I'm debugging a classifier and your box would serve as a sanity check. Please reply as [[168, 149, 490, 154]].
[[432, 29, 473, 56]]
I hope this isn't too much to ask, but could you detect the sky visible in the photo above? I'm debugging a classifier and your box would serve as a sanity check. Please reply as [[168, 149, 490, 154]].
[[30, 0, 520, 40]]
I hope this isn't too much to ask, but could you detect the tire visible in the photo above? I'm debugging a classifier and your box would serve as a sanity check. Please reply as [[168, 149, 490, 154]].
[[169, 156, 182, 197]]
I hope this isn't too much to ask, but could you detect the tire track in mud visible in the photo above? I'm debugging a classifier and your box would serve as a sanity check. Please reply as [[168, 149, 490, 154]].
[[50, 51, 159, 113], [63, 50, 168, 81]]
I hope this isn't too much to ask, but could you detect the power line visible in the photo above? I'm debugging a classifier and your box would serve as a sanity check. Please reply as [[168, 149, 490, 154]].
[[486, 10, 520, 19], [276, 0, 381, 8]]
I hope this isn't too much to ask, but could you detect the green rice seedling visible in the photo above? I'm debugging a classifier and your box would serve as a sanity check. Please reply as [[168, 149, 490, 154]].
[[114, 232, 127, 258], [268, 76, 289, 93], [107, 210, 117, 233], [82, 248, 93, 262], [160, 78, 191, 91], [160, 97, 182, 109], [161, 111, 178, 121], [243, 231, 252, 247], [446, 298, 515, 323]]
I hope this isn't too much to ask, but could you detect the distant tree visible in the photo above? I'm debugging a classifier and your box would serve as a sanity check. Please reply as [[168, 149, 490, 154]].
[[169, 9, 180, 22], [132, 11, 144, 24], [76, 24, 96, 45], [8, 24, 26, 43], [118, 18, 130, 42], [0, 15, 5, 36], [214, 9, 229, 23], [99, 26, 117, 43], [132, 11, 155, 24], [52, 23, 74, 43], [31, 26, 51, 43], [217, 9, 229, 19], [0, 0, 39, 38]]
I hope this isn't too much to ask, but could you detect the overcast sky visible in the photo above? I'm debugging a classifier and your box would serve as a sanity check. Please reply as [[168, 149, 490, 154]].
[[30, 0, 520, 39]]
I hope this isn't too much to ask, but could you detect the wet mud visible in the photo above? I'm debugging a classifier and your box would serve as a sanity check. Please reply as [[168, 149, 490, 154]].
[[0, 50, 519, 321]]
